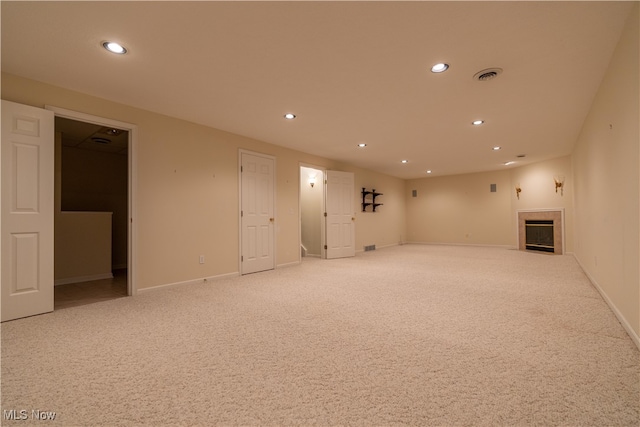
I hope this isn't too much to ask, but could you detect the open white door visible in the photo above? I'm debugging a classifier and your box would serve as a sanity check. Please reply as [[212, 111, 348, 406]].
[[325, 170, 355, 259], [1, 101, 55, 322], [240, 151, 275, 274]]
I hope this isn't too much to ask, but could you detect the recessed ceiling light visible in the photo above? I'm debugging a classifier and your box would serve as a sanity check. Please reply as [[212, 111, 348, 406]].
[[472, 120, 485, 126], [431, 63, 449, 73], [504, 161, 515, 166], [426, 170, 432, 174], [284, 113, 296, 120], [357, 143, 367, 148], [401, 160, 408, 164], [102, 41, 127, 54], [105, 128, 123, 136], [492, 146, 501, 151]]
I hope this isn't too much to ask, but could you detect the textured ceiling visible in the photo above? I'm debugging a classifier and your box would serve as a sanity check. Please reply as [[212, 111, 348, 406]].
[[1, 1, 633, 179]]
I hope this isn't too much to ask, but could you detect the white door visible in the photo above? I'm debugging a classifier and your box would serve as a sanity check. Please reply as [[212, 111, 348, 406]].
[[240, 152, 275, 274], [1, 101, 55, 322], [325, 170, 355, 259]]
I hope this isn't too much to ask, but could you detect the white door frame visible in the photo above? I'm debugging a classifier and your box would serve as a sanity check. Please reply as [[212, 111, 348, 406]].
[[45, 106, 138, 296], [238, 149, 276, 274], [299, 163, 326, 260]]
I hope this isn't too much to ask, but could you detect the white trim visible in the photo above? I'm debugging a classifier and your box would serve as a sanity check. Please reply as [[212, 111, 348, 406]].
[[45, 105, 138, 296], [375, 242, 402, 250], [277, 260, 301, 269], [55, 273, 113, 286], [572, 254, 640, 350], [405, 241, 516, 250], [238, 149, 276, 275], [137, 272, 240, 294], [355, 242, 403, 254], [516, 208, 565, 254]]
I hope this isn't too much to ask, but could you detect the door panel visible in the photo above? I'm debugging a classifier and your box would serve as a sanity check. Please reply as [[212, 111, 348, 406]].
[[2, 101, 55, 321], [325, 170, 355, 259], [241, 152, 275, 274]]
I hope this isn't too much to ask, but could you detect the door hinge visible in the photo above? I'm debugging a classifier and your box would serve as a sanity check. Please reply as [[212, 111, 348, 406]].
[[324, 245, 328, 250], [241, 256, 244, 262], [241, 165, 243, 172], [324, 212, 327, 217], [241, 210, 243, 217]]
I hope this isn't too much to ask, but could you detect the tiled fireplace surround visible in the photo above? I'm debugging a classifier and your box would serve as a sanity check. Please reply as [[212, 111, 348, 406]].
[[517, 209, 564, 254]]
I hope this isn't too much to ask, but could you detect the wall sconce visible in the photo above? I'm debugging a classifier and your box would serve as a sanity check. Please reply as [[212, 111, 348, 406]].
[[554, 175, 565, 195], [515, 183, 521, 199], [308, 175, 317, 188]]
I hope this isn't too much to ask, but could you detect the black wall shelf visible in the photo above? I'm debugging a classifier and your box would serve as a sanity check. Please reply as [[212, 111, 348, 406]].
[[362, 188, 383, 212]]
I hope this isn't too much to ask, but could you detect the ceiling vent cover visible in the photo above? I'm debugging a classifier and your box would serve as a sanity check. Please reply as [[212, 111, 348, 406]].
[[91, 137, 111, 144], [474, 68, 503, 81]]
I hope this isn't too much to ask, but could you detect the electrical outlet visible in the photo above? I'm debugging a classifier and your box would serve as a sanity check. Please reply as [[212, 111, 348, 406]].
[[199, 255, 205, 264]]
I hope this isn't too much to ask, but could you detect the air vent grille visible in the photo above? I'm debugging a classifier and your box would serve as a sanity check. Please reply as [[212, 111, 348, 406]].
[[474, 68, 503, 81]]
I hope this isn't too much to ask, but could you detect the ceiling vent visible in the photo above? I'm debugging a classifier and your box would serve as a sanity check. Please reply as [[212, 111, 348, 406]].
[[474, 68, 503, 81], [91, 137, 111, 144]]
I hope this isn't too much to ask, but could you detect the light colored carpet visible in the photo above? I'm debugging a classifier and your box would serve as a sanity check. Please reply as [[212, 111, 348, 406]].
[[1, 245, 638, 426]]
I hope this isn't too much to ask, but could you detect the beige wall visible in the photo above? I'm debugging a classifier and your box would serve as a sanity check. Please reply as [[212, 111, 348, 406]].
[[405, 156, 575, 250], [352, 165, 407, 249], [2, 73, 406, 290], [510, 155, 574, 252], [405, 169, 513, 246], [572, 4, 639, 341]]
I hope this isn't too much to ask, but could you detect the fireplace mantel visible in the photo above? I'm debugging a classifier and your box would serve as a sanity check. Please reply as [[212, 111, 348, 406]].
[[517, 209, 564, 254]]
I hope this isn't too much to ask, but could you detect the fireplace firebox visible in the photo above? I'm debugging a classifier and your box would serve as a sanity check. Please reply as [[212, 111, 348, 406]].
[[517, 209, 563, 254], [525, 220, 554, 253]]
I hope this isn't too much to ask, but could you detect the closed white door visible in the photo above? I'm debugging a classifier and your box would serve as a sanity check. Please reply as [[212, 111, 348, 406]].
[[1, 101, 55, 322], [240, 152, 275, 274], [325, 170, 355, 259]]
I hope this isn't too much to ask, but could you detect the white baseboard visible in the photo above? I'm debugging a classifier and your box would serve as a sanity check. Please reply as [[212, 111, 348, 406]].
[[376, 242, 400, 250], [137, 271, 240, 294], [277, 260, 301, 268], [572, 254, 640, 350], [405, 241, 516, 250], [55, 273, 114, 286], [355, 242, 400, 254]]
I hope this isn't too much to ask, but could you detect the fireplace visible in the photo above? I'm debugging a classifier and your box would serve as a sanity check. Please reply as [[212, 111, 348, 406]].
[[525, 220, 554, 252], [517, 209, 564, 254]]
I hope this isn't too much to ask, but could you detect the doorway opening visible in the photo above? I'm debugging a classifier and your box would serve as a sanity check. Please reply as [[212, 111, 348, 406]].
[[300, 165, 325, 260], [49, 106, 137, 307]]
